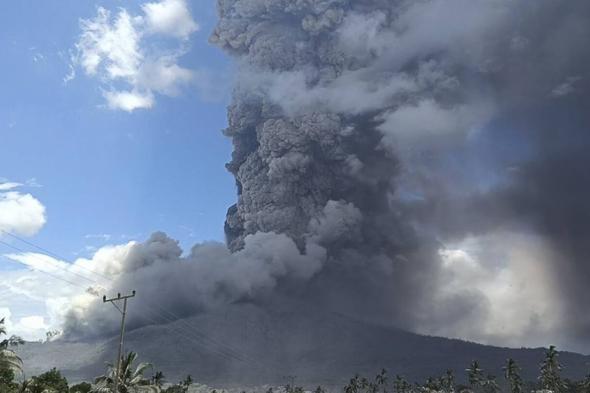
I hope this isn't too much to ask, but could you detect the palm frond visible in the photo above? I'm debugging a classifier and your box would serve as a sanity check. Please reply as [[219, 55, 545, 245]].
[[132, 362, 152, 378], [95, 375, 114, 385], [91, 385, 114, 393], [0, 348, 24, 374], [8, 335, 25, 347]]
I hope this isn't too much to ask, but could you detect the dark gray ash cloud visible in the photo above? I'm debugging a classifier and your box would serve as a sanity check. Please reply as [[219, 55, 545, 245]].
[[64, 0, 590, 352]]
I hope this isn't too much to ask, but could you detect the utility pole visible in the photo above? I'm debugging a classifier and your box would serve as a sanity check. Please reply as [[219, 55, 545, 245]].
[[283, 375, 296, 390], [103, 290, 136, 393]]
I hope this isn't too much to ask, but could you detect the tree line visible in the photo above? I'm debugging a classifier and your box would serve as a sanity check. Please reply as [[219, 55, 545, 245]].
[[2, 318, 590, 393]]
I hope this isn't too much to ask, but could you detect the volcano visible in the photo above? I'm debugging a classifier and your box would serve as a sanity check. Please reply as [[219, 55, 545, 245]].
[[18, 303, 590, 388]]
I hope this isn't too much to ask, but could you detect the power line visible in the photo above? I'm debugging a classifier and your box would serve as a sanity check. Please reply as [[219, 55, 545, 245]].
[[135, 301, 249, 362], [0, 238, 104, 286], [0, 241, 94, 291], [0, 229, 112, 283], [149, 305, 255, 362], [133, 303, 245, 363], [0, 230, 266, 366], [0, 240, 246, 364]]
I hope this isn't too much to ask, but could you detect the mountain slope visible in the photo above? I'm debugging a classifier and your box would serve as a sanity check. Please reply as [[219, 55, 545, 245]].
[[17, 304, 590, 387]]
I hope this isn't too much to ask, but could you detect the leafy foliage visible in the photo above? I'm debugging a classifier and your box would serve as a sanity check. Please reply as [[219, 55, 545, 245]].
[[467, 360, 485, 390], [393, 375, 410, 393], [284, 384, 304, 393], [481, 374, 499, 393], [93, 352, 154, 393], [4, 342, 590, 393], [151, 372, 164, 388], [0, 319, 23, 378], [70, 382, 92, 393], [504, 359, 523, 393], [28, 368, 69, 393], [0, 368, 17, 393], [162, 375, 192, 393], [539, 345, 566, 393]]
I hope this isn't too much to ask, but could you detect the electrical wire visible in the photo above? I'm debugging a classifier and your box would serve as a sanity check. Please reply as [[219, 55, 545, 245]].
[[0, 237, 105, 286], [0, 256, 86, 291], [0, 231, 268, 367], [1, 229, 114, 283]]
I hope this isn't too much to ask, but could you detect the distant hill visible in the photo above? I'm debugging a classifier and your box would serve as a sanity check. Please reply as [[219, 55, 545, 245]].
[[16, 303, 590, 388]]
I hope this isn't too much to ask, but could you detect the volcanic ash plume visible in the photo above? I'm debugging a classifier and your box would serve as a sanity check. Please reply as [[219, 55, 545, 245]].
[[64, 0, 590, 350], [208, 0, 590, 347]]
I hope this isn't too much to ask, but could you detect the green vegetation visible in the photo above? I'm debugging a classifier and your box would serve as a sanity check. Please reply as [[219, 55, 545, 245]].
[[93, 351, 155, 393], [0, 318, 23, 378], [28, 368, 69, 393], [539, 346, 566, 393], [0, 319, 588, 393], [503, 359, 522, 393], [161, 375, 192, 393], [70, 382, 92, 393]]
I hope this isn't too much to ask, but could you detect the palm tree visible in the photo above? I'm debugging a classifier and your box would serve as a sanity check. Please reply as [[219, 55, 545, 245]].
[[467, 361, 484, 391], [360, 377, 370, 391], [16, 378, 31, 393], [441, 370, 455, 393], [0, 318, 23, 377], [151, 372, 164, 388], [393, 375, 409, 393], [503, 359, 522, 393], [93, 352, 156, 393], [482, 375, 500, 393], [376, 369, 387, 391], [179, 375, 192, 393], [345, 375, 361, 393], [425, 376, 441, 391], [539, 345, 565, 393], [580, 372, 590, 393]]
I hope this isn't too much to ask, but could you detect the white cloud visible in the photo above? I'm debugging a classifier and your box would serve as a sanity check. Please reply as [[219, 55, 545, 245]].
[[137, 58, 193, 96], [0, 309, 50, 342], [25, 178, 42, 188], [0, 180, 46, 238], [0, 268, 80, 341], [0, 309, 48, 340], [72, 0, 198, 112], [84, 234, 112, 241], [0, 242, 136, 340], [142, 0, 199, 39], [5, 253, 69, 273], [20, 315, 47, 331], [76, 8, 142, 79], [0, 182, 22, 191], [0, 189, 46, 237], [103, 90, 154, 112]]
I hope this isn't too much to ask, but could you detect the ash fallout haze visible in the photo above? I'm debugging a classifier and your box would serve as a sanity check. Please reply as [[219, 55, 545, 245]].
[[1, 0, 590, 384]]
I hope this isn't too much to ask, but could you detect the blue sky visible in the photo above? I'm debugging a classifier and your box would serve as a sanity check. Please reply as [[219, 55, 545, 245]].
[[0, 0, 234, 258], [0, 0, 238, 337]]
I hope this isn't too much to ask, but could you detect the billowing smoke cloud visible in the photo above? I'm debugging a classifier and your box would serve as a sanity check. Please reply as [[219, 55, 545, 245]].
[[207, 0, 590, 346], [63, 0, 590, 351], [62, 232, 326, 338]]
